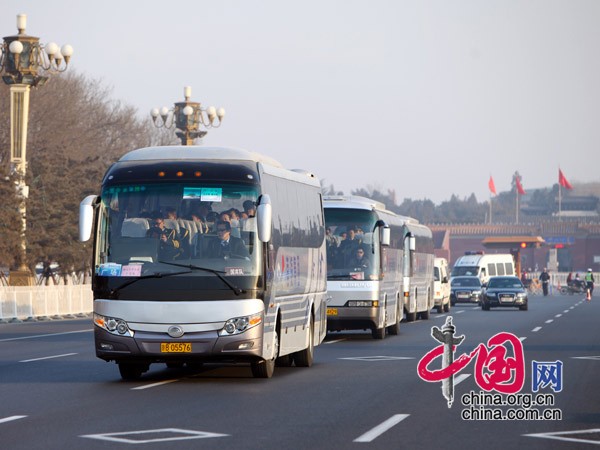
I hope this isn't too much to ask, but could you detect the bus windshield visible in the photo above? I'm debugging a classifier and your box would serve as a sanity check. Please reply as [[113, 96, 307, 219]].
[[324, 208, 379, 280], [96, 182, 261, 279]]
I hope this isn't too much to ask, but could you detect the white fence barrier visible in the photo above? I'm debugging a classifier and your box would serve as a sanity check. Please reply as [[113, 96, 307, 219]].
[[0, 284, 93, 322]]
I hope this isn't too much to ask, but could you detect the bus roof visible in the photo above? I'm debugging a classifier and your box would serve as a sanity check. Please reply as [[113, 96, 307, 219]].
[[116, 145, 321, 188], [118, 145, 285, 168], [323, 195, 419, 224]]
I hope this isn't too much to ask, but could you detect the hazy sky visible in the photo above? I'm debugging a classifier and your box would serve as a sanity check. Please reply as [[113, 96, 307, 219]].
[[2, 1, 599, 204]]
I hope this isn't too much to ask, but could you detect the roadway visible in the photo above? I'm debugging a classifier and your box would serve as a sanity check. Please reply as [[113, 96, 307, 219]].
[[0, 293, 599, 449]]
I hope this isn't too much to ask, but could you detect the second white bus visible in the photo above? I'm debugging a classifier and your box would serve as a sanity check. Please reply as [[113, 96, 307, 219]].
[[323, 195, 435, 339]]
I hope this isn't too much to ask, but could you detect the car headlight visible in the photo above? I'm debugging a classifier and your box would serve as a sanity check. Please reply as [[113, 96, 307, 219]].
[[219, 313, 262, 336], [94, 313, 134, 337], [516, 292, 527, 299], [472, 290, 482, 296]]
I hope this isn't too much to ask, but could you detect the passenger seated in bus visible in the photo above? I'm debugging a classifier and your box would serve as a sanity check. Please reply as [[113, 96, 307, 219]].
[[203, 220, 249, 259], [189, 208, 209, 234], [339, 228, 361, 265], [243, 200, 256, 218], [348, 245, 370, 272], [146, 213, 188, 260]]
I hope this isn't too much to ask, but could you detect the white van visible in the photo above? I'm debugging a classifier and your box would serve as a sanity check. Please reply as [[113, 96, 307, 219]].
[[433, 257, 450, 313], [451, 253, 516, 285]]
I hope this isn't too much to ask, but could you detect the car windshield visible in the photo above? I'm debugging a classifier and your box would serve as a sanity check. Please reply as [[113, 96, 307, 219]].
[[452, 278, 480, 287], [488, 278, 523, 289]]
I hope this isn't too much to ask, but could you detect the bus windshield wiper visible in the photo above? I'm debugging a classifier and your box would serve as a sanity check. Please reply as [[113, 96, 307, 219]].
[[327, 274, 353, 280], [157, 260, 245, 295], [109, 270, 192, 298]]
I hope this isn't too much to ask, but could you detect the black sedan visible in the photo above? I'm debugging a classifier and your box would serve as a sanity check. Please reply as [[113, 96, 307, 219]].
[[481, 276, 528, 311], [450, 276, 483, 306]]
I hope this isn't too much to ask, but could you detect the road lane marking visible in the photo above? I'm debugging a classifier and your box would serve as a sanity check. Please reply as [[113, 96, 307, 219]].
[[354, 414, 409, 443], [545, 319, 554, 324], [0, 416, 27, 424], [563, 310, 570, 313], [453, 373, 470, 386], [81, 428, 229, 443], [131, 379, 179, 390], [0, 329, 92, 343], [339, 356, 414, 361], [20, 353, 77, 363], [525, 428, 600, 445], [324, 339, 346, 344], [555, 314, 562, 318], [532, 327, 542, 332]]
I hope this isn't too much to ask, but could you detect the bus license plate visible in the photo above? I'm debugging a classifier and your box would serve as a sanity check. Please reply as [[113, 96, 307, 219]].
[[160, 342, 192, 353], [327, 308, 338, 316]]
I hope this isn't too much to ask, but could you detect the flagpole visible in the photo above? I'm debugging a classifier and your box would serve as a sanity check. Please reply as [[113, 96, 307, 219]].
[[489, 193, 493, 224], [516, 189, 519, 224], [558, 182, 562, 217]]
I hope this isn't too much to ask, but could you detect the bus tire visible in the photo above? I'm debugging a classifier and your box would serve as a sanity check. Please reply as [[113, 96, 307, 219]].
[[251, 330, 278, 378], [293, 314, 314, 367], [372, 326, 385, 339], [405, 310, 416, 322], [443, 301, 450, 313], [420, 308, 430, 320], [118, 362, 145, 381]]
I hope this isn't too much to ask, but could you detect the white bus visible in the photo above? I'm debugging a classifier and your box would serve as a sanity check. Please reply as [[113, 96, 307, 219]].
[[323, 196, 435, 339], [79, 145, 327, 379]]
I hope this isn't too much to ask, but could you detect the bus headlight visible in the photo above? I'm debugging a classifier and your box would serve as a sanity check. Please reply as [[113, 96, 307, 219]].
[[94, 313, 134, 337], [219, 313, 262, 336]]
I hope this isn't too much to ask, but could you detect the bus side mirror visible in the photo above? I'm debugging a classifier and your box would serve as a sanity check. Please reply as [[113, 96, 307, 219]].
[[256, 194, 272, 243], [380, 225, 390, 246], [79, 195, 97, 242], [409, 235, 416, 251], [374, 220, 390, 246]]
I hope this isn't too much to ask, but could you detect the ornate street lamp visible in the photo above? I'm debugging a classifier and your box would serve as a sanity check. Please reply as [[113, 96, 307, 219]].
[[0, 14, 73, 285], [151, 86, 225, 145]]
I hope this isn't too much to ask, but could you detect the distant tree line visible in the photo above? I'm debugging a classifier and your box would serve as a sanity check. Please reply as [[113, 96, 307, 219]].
[[323, 178, 599, 225]]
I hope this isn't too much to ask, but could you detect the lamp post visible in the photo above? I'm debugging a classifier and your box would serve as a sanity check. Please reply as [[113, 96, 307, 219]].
[[0, 14, 73, 285], [151, 86, 225, 145]]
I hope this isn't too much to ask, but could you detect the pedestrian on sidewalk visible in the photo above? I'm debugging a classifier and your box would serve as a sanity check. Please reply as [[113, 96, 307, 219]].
[[585, 268, 595, 301]]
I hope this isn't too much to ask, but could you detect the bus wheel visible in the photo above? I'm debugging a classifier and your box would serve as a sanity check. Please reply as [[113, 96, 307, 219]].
[[251, 330, 278, 378], [118, 362, 145, 381], [420, 308, 430, 320], [405, 310, 416, 322], [443, 301, 450, 313], [293, 315, 314, 367], [372, 326, 386, 339]]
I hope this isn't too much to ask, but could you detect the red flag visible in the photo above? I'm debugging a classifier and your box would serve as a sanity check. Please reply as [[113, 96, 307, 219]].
[[488, 176, 497, 195], [558, 169, 573, 190], [516, 177, 526, 195]]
